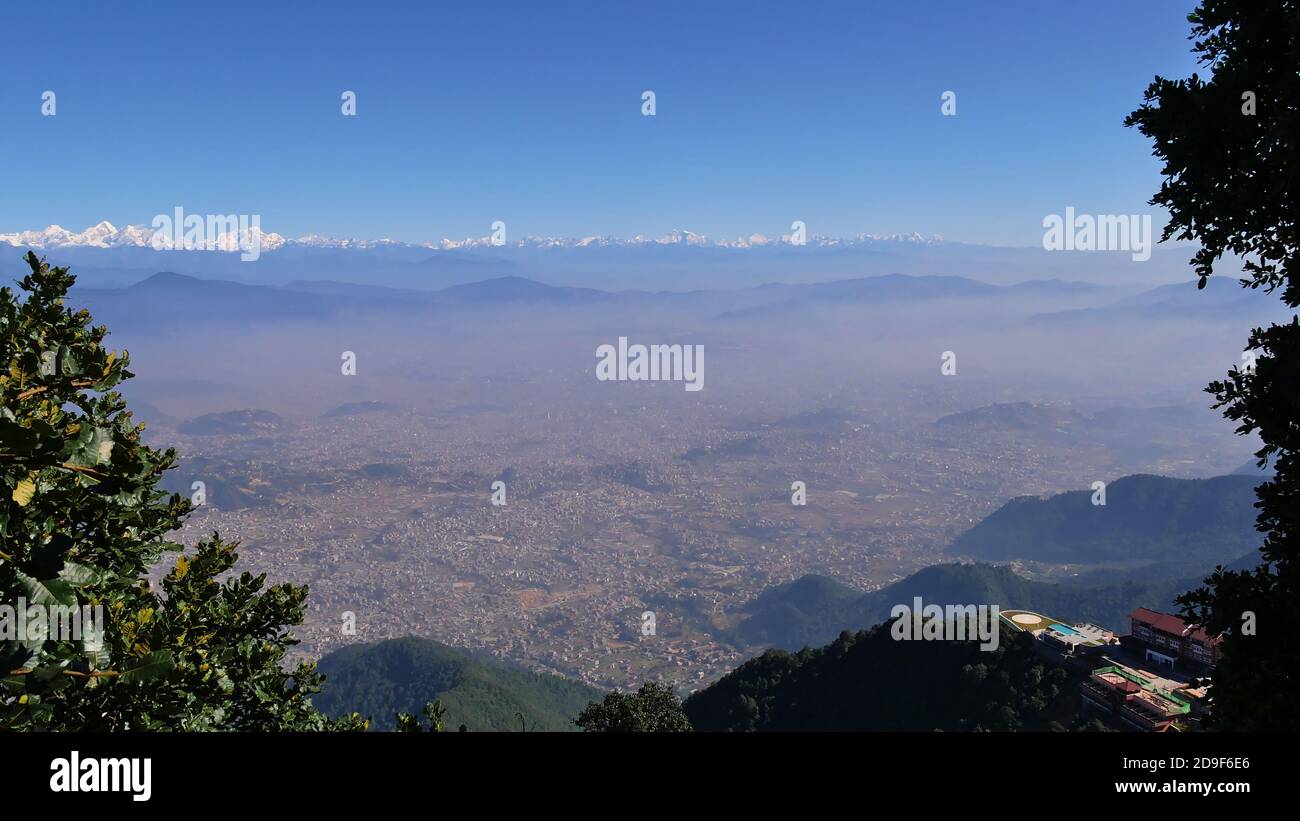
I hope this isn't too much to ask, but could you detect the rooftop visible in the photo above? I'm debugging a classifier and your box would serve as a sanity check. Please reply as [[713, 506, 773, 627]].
[[1131, 607, 1221, 646], [1091, 665, 1191, 717], [1001, 610, 1109, 648]]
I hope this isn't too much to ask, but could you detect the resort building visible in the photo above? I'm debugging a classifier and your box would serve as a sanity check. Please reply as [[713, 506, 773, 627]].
[[999, 610, 1118, 666], [1129, 608, 1222, 670], [1080, 664, 1192, 732]]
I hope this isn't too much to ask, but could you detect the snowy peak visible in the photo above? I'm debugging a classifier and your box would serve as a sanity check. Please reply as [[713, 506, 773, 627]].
[[0, 222, 946, 253]]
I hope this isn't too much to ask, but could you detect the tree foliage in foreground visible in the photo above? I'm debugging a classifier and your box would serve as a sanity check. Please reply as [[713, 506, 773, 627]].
[[574, 682, 693, 732], [1125, 0, 1299, 730], [396, 700, 447, 732], [0, 252, 362, 730]]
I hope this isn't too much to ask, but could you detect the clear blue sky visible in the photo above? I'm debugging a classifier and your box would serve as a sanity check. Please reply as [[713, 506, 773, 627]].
[[0, 0, 1200, 246]]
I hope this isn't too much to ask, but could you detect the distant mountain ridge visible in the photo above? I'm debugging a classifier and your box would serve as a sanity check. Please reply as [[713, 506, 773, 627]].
[[1032, 275, 1292, 323], [65, 269, 1139, 335], [728, 471, 1264, 650], [2, 220, 945, 252], [949, 473, 1261, 564], [714, 274, 1106, 320], [178, 409, 284, 436], [727, 562, 1237, 651], [10, 221, 1203, 290]]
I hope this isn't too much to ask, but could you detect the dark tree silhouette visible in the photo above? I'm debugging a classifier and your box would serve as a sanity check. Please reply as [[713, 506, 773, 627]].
[[1125, 0, 1299, 730], [574, 682, 692, 732]]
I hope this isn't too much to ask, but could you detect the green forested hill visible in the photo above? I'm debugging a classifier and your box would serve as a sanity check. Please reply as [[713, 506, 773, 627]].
[[729, 557, 1258, 651], [313, 637, 601, 731], [728, 574, 865, 648], [686, 622, 1082, 732], [728, 472, 1264, 651], [948, 473, 1261, 563]]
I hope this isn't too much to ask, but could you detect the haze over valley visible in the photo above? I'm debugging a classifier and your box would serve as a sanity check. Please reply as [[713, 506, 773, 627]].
[[22, 239, 1274, 690]]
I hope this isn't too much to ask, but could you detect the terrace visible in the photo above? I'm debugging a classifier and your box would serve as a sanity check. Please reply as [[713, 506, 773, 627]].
[[1085, 665, 1191, 732], [999, 610, 1114, 658]]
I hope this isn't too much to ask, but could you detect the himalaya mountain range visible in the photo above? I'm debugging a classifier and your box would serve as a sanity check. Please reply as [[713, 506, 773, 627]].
[[3, 220, 1209, 292]]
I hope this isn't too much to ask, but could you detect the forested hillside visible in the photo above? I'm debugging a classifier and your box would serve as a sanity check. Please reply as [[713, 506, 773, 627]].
[[686, 622, 1085, 731], [949, 474, 1260, 563], [314, 637, 601, 731]]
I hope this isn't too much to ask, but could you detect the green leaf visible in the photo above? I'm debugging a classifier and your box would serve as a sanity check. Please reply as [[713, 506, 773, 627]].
[[14, 570, 75, 607], [117, 650, 175, 684], [56, 561, 101, 587], [65, 425, 114, 467]]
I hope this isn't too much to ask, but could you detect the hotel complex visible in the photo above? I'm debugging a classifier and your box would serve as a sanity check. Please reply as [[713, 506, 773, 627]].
[[1129, 607, 1223, 670], [999, 605, 1219, 732], [1081, 665, 1192, 732]]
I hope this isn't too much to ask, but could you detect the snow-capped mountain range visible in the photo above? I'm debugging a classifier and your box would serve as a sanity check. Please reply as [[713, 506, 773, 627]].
[[0, 221, 945, 253]]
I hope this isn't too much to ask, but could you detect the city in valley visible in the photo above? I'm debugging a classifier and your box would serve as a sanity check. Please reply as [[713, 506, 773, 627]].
[[84, 269, 1262, 691]]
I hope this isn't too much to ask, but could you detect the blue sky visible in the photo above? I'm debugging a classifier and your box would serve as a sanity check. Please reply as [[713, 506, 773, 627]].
[[0, 0, 1201, 246]]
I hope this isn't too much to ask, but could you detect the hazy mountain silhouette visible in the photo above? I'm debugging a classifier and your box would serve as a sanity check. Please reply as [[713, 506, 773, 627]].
[[949, 473, 1261, 563]]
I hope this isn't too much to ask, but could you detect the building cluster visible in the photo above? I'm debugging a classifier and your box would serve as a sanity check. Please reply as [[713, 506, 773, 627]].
[[1001, 605, 1220, 732], [1081, 666, 1192, 732]]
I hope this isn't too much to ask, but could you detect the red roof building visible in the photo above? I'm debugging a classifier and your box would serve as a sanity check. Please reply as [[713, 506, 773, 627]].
[[1130, 608, 1222, 668]]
